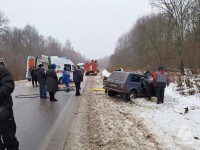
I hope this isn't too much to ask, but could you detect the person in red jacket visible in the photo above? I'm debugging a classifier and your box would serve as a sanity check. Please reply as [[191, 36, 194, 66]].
[[153, 67, 170, 104]]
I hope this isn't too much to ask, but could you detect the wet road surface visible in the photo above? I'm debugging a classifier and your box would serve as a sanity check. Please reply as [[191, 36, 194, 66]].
[[12, 79, 86, 150]]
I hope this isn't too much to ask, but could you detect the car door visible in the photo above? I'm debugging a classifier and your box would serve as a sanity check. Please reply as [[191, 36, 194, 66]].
[[128, 74, 142, 95]]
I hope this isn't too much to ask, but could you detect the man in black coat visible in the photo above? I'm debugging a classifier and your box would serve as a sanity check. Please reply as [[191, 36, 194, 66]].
[[36, 64, 47, 98], [31, 66, 38, 87], [73, 66, 83, 96], [0, 65, 19, 150]]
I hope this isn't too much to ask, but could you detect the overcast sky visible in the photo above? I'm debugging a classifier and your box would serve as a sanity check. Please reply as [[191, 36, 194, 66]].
[[0, 0, 152, 59]]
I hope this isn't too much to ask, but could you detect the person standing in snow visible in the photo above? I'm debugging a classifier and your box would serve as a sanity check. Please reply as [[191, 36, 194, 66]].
[[153, 67, 170, 104], [62, 68, 71, 91]]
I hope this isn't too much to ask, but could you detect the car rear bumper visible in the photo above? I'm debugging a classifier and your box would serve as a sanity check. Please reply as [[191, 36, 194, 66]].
[[104, 87, 126, 94], [86, 71, 97, 74]]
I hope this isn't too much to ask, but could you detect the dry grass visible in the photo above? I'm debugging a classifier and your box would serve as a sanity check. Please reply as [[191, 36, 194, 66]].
[[188, 89, 196, 95]]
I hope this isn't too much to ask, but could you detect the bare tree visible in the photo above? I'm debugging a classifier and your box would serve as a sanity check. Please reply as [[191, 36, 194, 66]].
[[0, 11, 9, 34], [150, 0, 195, 74]]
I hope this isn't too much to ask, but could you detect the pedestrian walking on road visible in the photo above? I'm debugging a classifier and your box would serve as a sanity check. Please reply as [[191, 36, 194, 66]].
[[153, 67, 170, 104], [73, 66, 83, 96], [31, 66, 38, 87], [62, 68, 70, 91], [0, 65, 19, 150], [36, 64, 47, 98], [46, 64, 58, 101]]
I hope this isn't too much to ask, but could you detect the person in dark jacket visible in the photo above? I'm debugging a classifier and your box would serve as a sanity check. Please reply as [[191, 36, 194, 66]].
[[0, 65, 19, 150], [36, 64, 47, 98], [31, 66, 38, 87], [73, 66, 83, 96], [153, 67, 170, 104], [46, 64, 58, 101]]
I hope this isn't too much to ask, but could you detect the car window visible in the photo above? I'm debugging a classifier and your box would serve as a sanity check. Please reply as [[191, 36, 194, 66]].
[[130, 74, 140, 83], [65, 64, 71, 71], [109, 72, 127, 81]]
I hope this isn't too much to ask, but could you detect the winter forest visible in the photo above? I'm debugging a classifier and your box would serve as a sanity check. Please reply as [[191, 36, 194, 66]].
[[109, 0, 200, 74]]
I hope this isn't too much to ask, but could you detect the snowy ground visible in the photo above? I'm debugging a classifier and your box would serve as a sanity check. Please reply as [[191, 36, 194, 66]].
[[63, 71, 200, 150]]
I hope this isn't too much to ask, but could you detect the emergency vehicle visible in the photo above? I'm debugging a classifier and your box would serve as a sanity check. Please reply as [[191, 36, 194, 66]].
[[50, 56, 75, 83], [26, 56, 35, 81], [26, 55, 75, 83], [85, 60, 98, 75]]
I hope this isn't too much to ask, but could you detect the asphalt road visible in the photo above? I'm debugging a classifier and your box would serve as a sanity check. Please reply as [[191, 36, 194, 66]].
[[12, 78, 86, 150]]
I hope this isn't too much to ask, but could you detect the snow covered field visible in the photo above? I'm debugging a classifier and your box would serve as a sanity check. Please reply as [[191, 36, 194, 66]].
[[64, 70, 200, 150]]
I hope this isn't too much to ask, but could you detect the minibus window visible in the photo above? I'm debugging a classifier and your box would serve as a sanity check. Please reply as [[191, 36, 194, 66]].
[[64, 64, 71, 71]]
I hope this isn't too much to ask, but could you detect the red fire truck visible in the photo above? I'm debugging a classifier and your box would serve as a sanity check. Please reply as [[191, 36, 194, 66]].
[[85, 60, 98, 75]]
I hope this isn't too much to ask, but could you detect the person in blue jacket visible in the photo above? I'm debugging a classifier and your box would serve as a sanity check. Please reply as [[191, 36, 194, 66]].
[[62, 68, 70, 91]]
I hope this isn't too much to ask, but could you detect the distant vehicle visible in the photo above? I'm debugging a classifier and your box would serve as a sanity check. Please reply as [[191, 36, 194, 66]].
[[85, 60, 98, 75], [77, 63, 85, 75], [104, 71, 156, 101], [0, 58, 6, 67], [26, 55, 75, 83]]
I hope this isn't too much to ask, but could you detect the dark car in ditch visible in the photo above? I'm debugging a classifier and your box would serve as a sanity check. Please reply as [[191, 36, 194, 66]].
[[103, 71, 156, 101]]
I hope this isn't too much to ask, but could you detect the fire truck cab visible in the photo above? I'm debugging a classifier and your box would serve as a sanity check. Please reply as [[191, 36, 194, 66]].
[[85, 60, 98, 76]]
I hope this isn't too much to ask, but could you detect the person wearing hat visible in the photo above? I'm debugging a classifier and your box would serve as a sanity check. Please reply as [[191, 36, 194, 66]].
[[153, 67, 170, 104], [36, 64, 47, 98]]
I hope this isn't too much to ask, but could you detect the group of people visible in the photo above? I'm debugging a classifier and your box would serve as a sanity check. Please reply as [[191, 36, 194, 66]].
[[34, 64, 83, 101]]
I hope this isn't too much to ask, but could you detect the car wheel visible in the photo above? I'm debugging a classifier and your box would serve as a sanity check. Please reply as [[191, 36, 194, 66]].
[[126, 90, 137, 101], [28, 79, 31, 81]]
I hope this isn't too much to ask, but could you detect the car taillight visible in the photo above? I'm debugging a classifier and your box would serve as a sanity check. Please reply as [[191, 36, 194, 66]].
[[121, 85, 125, 90]]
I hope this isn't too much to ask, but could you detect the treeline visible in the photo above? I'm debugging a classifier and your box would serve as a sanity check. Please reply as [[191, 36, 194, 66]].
[[109, 0, 200, 74], [0, 11, 86, 80]]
